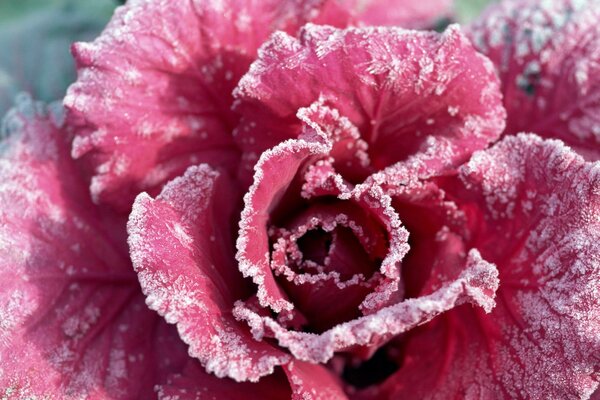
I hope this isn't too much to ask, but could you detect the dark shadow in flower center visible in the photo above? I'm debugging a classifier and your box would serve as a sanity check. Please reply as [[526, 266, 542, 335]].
[[342, 345, 401, 389], [273, 222, 383, 334], [296, 229, 333, 267]]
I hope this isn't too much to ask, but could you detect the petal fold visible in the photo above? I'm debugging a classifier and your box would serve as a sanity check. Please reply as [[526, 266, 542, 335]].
[[373, 134, 600, 399], [234, 24, 505, 180], [64, 0, 356, 211], [128, 164, 291, 382], [235, 250, 498, 364]]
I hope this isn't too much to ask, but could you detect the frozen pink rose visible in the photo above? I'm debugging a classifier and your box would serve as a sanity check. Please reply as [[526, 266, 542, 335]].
[[1, 0, 599, 399]]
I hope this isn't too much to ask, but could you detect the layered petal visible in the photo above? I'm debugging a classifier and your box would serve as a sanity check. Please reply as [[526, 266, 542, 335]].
[[128, 164, 291, 382], [235, 131, 333, 314], [469, 0, 600, 160], [366, 154, 471, 300], [0, 95, 188, 398], [235, 251, 498, 364], [64, 0, 354, 211], [370, 135, 600, 399], [157, 359, 348, 400], [156, 361, 292, 400], [235, 121, 411, 323], [283, 360, 348, 400], [234, 24, 505, 181]]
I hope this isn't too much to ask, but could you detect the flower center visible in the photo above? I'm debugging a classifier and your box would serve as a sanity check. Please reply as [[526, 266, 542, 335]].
[[295, 228, 332, 267], [268, 204, 387, 333]]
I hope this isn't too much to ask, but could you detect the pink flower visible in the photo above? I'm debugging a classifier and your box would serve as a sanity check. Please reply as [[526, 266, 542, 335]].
[[1, 0, 599, 399]]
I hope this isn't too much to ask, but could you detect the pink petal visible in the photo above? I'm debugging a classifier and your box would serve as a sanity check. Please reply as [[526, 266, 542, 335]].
[[158, 359, 348, 400], [236, 133, 333, 314], [367, 162, 470, 299], [0, 95, 188, 398], [236, 127, 411, 325], [234, 24, 505, 181], [64, 0, 355, 211], [270, 203, 385, 332], [469, 0, 600, 160], [284, 360, 348, 400], [298, 100, 373, 183], [355, 0, 453, 29], [374, 134, 600, 398], [128, 164, 290, 382], [156, 360, 292, 400], [235, 250, 498, 364]]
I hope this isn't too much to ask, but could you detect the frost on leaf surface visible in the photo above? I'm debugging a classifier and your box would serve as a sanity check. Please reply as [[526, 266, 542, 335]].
[[283, 361, 348, 400], [156, 359, 348, 399], [469, 0, 600, 160], [235, 128, 336, 314], [235, 250, 498, 364], [155, 360, 293, 400], [63, 0, 355, 212], [233, 24, 505, 182], [128, 164, 290, 382], [0, 95, 188, 399], [370, 135, 600, 399]]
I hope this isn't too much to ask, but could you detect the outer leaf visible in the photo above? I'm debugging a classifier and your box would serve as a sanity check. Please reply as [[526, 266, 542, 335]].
[[469, 0, 600, 160], [283, 361, 348, 400], [353, 0, 453, 28], [128, 164, 290, 382], [156, 360, 292, 400], [64, 0, 355, 212], [368, 135, 600, 399], [0, 95, 188, 399], [234, 24, 505, 183]]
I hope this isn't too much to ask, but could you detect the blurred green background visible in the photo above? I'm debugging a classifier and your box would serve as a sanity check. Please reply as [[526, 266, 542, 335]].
[[0, 0, 495, 116]]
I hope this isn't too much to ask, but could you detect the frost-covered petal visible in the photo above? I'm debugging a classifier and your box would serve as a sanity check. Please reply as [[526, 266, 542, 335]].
[[156, 360, 292, 400], [234, 24, 505, 180], [469, 0, 600, 160], [372, 134, 600, 399], [236, 133, 332, 313], [64, 0, 355, 211], [284, 360, 348, 400], [270, 203, 386, 332], [298, 100, 373, 183], [235, 251, 498, 364], [367, 162, 469, 299], [128, 164, 290, 382], [0, 95, 188, 398], [236, 125, 411, 324]]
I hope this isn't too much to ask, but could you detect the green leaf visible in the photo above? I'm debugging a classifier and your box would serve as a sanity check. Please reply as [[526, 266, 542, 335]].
[[455, 0, 496, 23]]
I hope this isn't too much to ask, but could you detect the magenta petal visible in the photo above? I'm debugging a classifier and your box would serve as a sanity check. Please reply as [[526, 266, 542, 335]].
[[128, 164, 291, 382], [459, 134, 600, 397], [236, 134, 332, 313], [469, 0, 600, 160], [235, 251, 498, 364], [0, 96, 188, 398], [284, 360, 348, 400], [234, 24, 505, 179], [378, 134, 600, 398], [64, 0, 356, 211], [156, 361, 292, 400]]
